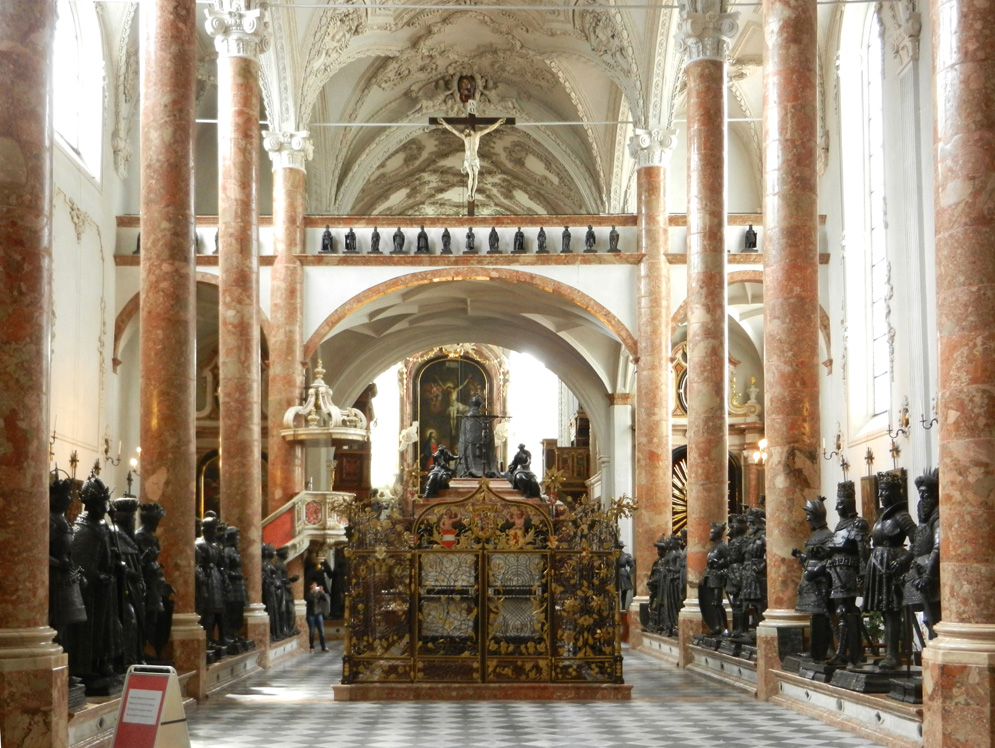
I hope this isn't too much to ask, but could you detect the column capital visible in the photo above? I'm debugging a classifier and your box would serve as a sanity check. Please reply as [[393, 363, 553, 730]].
[[891, 0, 921, 70], [205, 1, 269, 60], [677, 11, 739, 64], [263, 130, 314, 171], [628, 127, 678, 168]]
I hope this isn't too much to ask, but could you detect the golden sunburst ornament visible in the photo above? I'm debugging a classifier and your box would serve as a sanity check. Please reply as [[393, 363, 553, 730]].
[[671, 453, 688, 533], [542, 467, 565, 499]]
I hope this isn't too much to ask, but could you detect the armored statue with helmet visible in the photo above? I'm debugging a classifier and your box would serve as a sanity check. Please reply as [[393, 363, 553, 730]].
[[699, 521, 729, 635], [864, 470, 916, 669], [902, 468, 941, 638], [49, 472, 87, 654], [826, 480, 870, 666], [69, 472, 124, 690], [792, 496, 834, 660]]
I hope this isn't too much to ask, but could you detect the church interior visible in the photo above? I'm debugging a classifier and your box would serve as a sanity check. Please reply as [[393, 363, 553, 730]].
[[0, 0, 992, 746]]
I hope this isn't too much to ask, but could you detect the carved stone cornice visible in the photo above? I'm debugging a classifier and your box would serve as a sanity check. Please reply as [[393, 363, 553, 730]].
[[205, 2, 269, 61], [263, 130, 314, 172], [677, 11, 739, 64], [628, 127, 678, 168]]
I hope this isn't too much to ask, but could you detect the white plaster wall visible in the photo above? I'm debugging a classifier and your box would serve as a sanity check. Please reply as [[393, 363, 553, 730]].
[[816, 8, 939, 514], [297, 262, 641, 346]]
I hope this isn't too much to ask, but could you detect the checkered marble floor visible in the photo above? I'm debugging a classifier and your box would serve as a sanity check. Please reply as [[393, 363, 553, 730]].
[[186, 643, 884, 748]]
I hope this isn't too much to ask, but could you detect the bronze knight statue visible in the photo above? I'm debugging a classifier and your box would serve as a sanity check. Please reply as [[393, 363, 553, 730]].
[[49, 473, 87, 656], [69, 473, 124, 693], [864, 471, 916, 670], [699, 522, 729, 636], [902, 468, 941, 639], [792, 496, 834, 662], [826, 481, 870, 667]]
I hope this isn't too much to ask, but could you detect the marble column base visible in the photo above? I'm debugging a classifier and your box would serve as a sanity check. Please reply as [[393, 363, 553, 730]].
[[0, 627, 69, 748], [756, 611, 808, 701], [922, 621, 995, 748], [244, 605, 271, 669], [167, 613, 207, 701], [678, 603, 705, 668]]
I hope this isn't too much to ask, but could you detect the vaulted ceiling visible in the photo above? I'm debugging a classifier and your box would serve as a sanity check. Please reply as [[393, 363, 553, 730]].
[[103, 1, 771, 219]]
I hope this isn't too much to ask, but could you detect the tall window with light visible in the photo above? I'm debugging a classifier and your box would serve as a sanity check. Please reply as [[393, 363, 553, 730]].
[[865, 14, 890, 417], [53, 3, 103, 176]]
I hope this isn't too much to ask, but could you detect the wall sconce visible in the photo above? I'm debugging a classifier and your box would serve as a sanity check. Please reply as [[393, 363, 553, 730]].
[[752, 438, 767, 464], [921, 394, 938, 430], [888, 399, 911, 439], [128, 446, 141, 493], [822, 424, 842, 461], [864, 447, 875, 475], [103, 437, 122, 466]]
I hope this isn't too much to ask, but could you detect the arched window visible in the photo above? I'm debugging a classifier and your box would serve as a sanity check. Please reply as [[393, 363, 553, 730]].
[[865, 17, 889, 417], [53, 2, 103, 176], [840, 9, 891, 431]]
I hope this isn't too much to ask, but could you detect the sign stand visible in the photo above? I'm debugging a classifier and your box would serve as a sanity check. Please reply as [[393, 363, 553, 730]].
[[112, 664, 191, 748]]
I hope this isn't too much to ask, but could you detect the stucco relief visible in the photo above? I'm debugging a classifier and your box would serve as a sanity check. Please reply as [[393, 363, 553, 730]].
[[111, 3, 139, 180]]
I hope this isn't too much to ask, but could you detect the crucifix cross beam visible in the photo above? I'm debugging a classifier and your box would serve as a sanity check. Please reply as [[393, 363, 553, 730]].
[[430, 113, 515, 216]]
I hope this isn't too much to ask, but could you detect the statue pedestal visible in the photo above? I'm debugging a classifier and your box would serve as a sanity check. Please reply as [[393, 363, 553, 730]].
[[888, 673, 922, 704], [797, 660, 840, 683], [770, 668, 923, 748], [830, 664, 902, 694], [685, 643, 758, 695]]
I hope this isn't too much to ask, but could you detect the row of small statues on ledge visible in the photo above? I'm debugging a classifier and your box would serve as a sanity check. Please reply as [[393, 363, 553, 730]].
[[49, 470, 308, 699], [319, 224, 622, 255], [134, 223, 760, 256]]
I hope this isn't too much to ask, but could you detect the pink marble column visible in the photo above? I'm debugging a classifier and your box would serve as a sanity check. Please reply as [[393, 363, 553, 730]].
[[922, 1, 995, 744], [262, 132, 311, 518], [630, 130, 677, 598], [207, 3, 267, 651], [141, 0, 203, 696], [0, 3, 69, 746], [756, 0, 820, 699], [677, 7, 737, 665], [260, 134, 310, 656]]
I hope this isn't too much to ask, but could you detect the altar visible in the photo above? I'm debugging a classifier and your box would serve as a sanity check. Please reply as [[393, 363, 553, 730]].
[[335, 480, 630, 700]]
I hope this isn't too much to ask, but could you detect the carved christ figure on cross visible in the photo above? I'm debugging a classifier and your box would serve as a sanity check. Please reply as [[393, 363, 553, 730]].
[[436, 116, 507, 202]]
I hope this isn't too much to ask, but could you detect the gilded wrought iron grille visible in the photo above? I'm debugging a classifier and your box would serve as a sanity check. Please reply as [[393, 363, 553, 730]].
[[342, 481, 623, 685]]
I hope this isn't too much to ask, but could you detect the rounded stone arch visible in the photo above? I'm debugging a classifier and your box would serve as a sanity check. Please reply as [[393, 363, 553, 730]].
[[112, 272, 273, 370], [302, 266, 638, 361], [669, 269, 831, 363]]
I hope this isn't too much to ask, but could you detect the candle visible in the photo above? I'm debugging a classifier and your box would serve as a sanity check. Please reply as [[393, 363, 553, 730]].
[[118, 440, 122, 458]]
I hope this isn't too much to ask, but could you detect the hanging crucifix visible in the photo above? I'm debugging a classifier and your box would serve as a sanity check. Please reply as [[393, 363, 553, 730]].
[[429, 75, 515, 216]]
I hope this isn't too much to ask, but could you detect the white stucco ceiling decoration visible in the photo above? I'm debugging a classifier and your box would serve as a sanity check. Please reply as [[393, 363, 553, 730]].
[[101, 0, 769, 218]]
